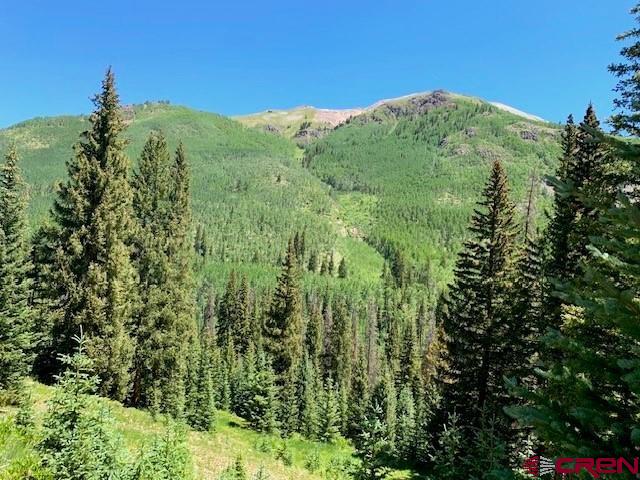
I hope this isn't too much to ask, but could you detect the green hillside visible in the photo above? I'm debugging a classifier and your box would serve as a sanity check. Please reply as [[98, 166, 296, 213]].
[[0, 102, 384, 291], [303, 91, 562, 288], [1, 381, 419, 480], [235, 106, 362, 145], [0, 93, 561, 294]]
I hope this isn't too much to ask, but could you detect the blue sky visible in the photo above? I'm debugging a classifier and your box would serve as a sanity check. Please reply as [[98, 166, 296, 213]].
[[0, 0, 635, 127]]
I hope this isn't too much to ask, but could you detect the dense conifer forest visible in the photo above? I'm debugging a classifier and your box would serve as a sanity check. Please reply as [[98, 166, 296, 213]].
[[2, 4, 640, 479]]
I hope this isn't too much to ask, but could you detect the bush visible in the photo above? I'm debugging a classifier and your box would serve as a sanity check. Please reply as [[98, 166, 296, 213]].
[[274, 442, 292, 466], [38, 334, 129, 480], [304, 449, 321, 472], [129, 423, 194, 480]]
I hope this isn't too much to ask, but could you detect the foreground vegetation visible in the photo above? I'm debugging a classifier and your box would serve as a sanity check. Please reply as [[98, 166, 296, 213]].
[[1, 379, 372, 480]]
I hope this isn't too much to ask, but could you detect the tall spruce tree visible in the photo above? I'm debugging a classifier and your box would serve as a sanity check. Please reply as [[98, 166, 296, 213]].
[[439, 160, 519, 433], [0, 147, 33, 392], [263, 238, 303, 378], [543, 106, 614, 338], [325, 297, 352, 389], [610, 3, 640, 136], [130, 133, 195, 415], [218, 270, 239, 347], [39, 69, 137, 401], [509, 155, 640, 459]]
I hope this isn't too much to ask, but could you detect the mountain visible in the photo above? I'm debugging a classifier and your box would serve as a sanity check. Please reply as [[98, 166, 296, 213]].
[[235, 105, 364, 145], [0, 92, 560, 293], [235, 90, 548, 143], [302, 91, 560, 288]]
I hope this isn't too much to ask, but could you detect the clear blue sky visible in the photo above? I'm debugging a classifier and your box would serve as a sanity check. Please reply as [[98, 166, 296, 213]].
[[0, 0, 636, 127]]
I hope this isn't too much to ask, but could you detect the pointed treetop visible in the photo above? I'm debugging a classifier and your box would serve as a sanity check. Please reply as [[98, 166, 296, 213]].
[[86, 67, 125, 154], [582, 103, 600, 130]]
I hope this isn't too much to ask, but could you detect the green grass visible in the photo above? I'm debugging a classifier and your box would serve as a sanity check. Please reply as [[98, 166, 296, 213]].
[[0, 381, 417, 480]]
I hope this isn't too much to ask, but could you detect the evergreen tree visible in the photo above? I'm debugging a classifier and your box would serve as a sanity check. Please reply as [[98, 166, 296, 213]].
[[218, 271, 239, 347], [246, 352, 279, 433], [318, 378, 341, 442], [370, 367, 396, 449], [131, 132, 195, 416], [338, 258, 348, 278], [319, 256, 329, 275], [509, 163, 640, 459], [545, 116, 578, 287], [279, 367, 301, 436], [395, 386, 416, 462], [347, 346, 369, 438], [130, 424, 194, 480], [439, 160, 519, 435], [299, 356, 320, 439], [252, 465, 270, 480], [307, 250, 319, 273], [233, 275, 252, 354], [263, 238, 303, 378], [220, 457, 248, 480], [325, 297, 352, 389], [399, 319, 422, 396], [188, 333, 216, 432], [0, 147, 33, 392], [610, 3, 640, 136], [541, 106, 615, 367], [39, 331, 128, 480], [327, 252, 335, 276], [40, 69, 137, 401], [354, 404, 391, 480], [305, 300, 323, 369]]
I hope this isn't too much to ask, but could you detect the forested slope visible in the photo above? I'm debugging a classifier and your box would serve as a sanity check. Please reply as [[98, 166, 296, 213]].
[[303, 91, 561, 288]]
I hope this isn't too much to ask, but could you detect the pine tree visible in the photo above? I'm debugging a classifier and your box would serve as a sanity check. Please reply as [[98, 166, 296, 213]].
[[305, 300, 323, 369], [542, 106, 615, 350], [233, 275, 252, 354], [395, 386, 416, 462], [319, 256, 329, 275], [609, 3, 640, 136], [218, 271, 239, 347], [318, 378, 341, 442], [130, 133, 195, 415], [308, 250, 319, 273], [246, 352, 279, 434], [279, 367, 301, 436], [299, 356, 320, 439], [439, 160, 518, 433], [325, 297, 352, 389], [220, 457, 248, 480], [0, 147, 33, 393], [545, 116, 578, 288], [252, 465, 270, 480], [189, 332, 216, 432], [263, 238, 303, 378], [130, 423, 194, 480], [40, 69, 137, 401], [354, 404, 391, 480], [399, 319, 422, 396], [338, 258, 348, 278], [370, 367, 396, 449], [509, 154, 640, 459], [39, 331, 128, 479], [347, 346, 369, 439]]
